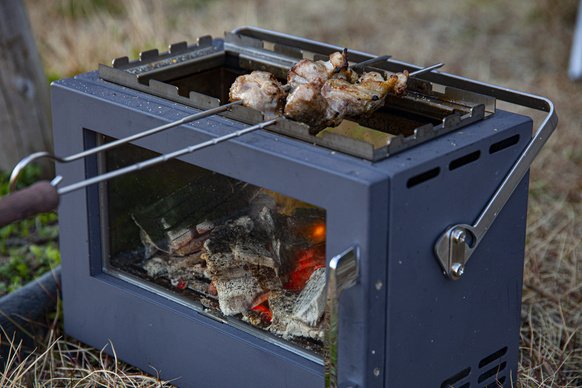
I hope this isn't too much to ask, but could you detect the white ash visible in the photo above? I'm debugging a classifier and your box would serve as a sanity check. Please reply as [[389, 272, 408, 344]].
[[206, 252, 281, 316], [214, 275, 263, 315], [292, 268, 326, 326], [143, 256, 168, 278]]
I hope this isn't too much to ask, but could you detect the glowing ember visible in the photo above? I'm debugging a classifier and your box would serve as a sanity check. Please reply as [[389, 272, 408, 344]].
[[284, 244, 325, 291], [311, 224, 326, 242], [251, 302, 272, 322]]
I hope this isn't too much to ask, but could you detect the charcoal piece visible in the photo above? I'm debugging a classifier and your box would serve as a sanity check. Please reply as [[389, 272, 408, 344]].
[[167, 228, 208, 257], [292, 267, 326, 326], [214, 274, 263, 316], [200, 297, 220, 310], [195, 220, 215, 235], [205, 253, 246, 278], [166, 253, 208, 278], [184, 278, 212, 295], [269, 290, 324, 341], [189, 262, 209, 278], [232, 242, 278, 273], [204, 216, 255, 255], [255, 266, 283, 293], [242, 309, 270, 328], [206, 249, 281, 316], [283, 319, 324, 341]]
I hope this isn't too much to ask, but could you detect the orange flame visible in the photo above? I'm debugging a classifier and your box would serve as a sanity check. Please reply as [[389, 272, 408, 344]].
[[312, 224, 326, 241]]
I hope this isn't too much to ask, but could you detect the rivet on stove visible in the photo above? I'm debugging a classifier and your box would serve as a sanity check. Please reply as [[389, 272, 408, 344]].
[[374, 280, 383, 290], [373, 368, 381, 377]]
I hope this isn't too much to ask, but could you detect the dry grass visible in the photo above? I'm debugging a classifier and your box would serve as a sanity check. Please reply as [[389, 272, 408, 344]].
[[0, 302, 174, 387], [10, 0, 581, 386]]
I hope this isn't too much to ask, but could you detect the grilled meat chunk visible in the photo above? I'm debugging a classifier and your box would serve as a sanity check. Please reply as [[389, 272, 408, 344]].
[[322, 70, 410, 119], [283, 83, 341, 130], [287, 49, 358, 90], [384, 70, 409, 96], [229, 71, 287, 117]]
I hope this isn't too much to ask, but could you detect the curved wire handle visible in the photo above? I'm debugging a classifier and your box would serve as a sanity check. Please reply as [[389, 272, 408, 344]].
[[8, 101, 243, 193], [9, 152, 64, 192]]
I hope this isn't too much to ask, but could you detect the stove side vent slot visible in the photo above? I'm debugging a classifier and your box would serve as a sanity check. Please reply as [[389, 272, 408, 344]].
[[449, 150, 481, 171], [489, 135, 520, 154], [406, 167, 440, 188], [477, 346, 508, 387], [440, 366, 471, 388]]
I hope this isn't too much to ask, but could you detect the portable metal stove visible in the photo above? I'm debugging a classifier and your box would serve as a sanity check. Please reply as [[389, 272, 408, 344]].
[[10, 27, 556, 387]]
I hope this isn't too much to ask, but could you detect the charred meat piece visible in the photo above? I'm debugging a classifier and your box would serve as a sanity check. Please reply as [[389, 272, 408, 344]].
[[229, 71, 287, 117], [287, 49, 358, 90]]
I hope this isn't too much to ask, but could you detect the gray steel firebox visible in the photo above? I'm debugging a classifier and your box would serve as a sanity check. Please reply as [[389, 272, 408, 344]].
[[51, 27, 556, 387]]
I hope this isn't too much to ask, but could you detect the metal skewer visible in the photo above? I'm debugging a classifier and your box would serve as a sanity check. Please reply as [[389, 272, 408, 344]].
[[8, 100, 243, 192], [349, 55, 391, 72], [409, 62, 445, 78], [56, 118, 279, 195]]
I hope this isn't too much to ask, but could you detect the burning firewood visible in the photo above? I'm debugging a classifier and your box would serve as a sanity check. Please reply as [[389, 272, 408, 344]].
[[203, 216, 282, 316], [132, 183, 328, 348]]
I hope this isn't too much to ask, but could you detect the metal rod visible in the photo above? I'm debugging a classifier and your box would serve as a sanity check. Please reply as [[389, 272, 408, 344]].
[[349, 55, 391, 71], [8, 100, 243, 192], [57, 118, 279, 196], [409, 63, 444, 78]]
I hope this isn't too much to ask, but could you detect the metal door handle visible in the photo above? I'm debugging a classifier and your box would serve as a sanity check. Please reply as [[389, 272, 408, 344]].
[[324, 246, 359, 388]]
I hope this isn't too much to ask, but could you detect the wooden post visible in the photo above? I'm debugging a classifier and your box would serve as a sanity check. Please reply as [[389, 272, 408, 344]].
[[0, 0, 52, 174]]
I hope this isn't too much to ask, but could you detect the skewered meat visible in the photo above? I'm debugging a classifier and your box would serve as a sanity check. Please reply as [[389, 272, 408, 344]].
[[384, 70, 409, 96], [287, 49, 357, 90], [286, 70, 410, 131], [229, 52, 410, 132], [283, 83, 341, 130], [322, 70, 410, 119], [229, 71, 287, 117], [322, 72, 387, 119]]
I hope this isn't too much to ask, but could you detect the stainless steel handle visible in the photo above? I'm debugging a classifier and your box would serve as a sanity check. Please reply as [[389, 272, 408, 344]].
[[324, 246, 359, 388], [229, 27, 558, 279], [434, 96, 557, 279]]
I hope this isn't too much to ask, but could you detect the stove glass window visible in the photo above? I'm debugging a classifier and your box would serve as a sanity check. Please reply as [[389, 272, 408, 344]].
[[101, 137, 326, 354]]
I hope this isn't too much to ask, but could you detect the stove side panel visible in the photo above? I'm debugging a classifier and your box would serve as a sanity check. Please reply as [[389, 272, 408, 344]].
[[382, 112, 532, 387], [51, 75, 390, 388]]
